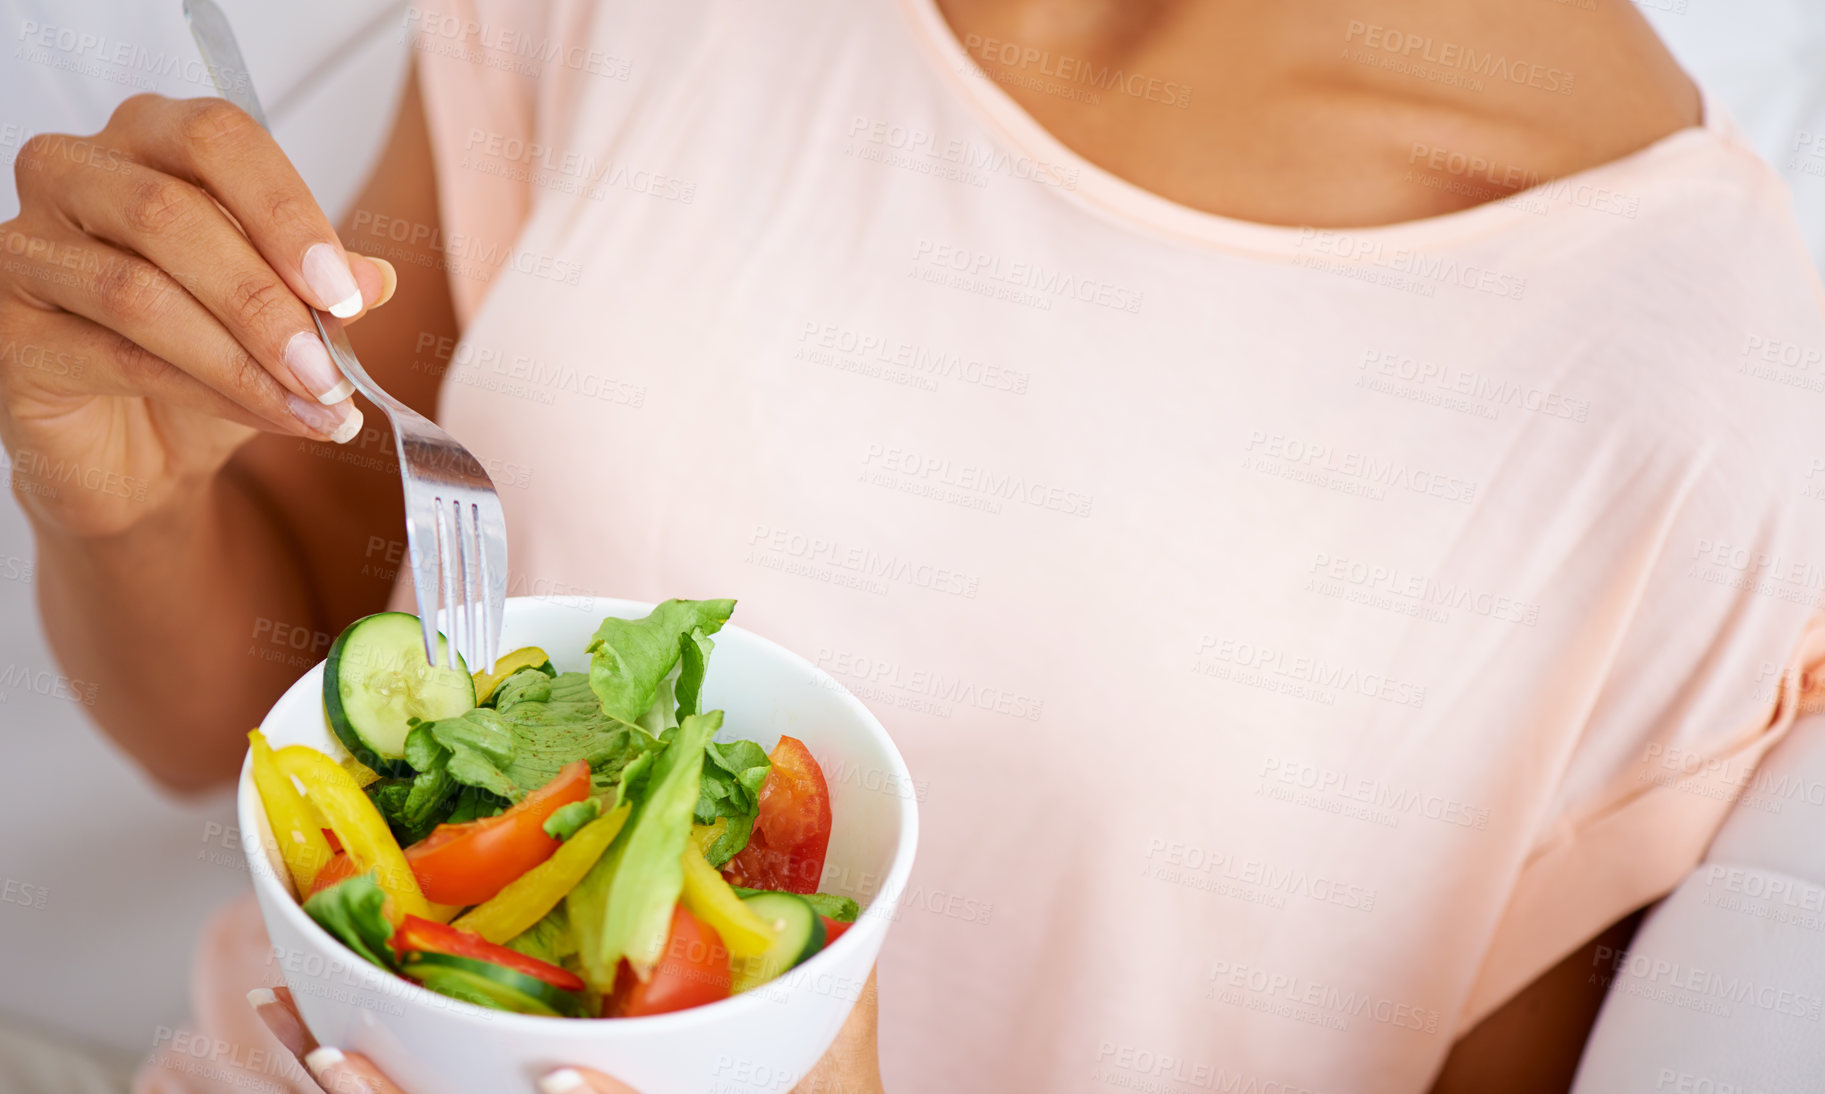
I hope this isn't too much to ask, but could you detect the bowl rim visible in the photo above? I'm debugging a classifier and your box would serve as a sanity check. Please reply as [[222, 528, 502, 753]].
[[236, 594, 920, 1033]]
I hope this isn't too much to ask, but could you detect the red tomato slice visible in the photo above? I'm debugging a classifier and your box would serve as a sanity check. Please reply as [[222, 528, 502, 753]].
[[405, 761, 591, 905], [395, 915, 585, 992], [723, 736, 832, 894], [610, 904, 731, 1017], [821, 916, 851, 944], [322, 828, 343, 854], [307, 850, 359, 897]]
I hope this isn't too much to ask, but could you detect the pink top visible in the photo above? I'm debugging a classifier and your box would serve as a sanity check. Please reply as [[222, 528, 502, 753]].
[[143, 1, 1825, 1091]]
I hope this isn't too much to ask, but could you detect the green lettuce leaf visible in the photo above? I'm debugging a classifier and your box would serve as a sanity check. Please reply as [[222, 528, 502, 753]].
[[370, 672, 658, 834], [303, 874, 397, 969], [732, 887, 860, 923], [587, 600, 734, 724], [494, 672, 658, 797], [506, 904, 577, 968], [675, 629, 714, 721], [569, 710, 720, 990], [543, 799, 601, 841], [694, 739, 770, 867]]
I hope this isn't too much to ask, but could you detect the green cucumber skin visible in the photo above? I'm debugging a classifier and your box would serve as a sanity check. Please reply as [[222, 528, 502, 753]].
[[401, 951, 588, 1018], [323, 613, 473, 777], [732, 892, 826, 992]]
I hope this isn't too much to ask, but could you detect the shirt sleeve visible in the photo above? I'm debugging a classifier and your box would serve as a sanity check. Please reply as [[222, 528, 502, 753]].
[[1458, 463, 1825, 1029]]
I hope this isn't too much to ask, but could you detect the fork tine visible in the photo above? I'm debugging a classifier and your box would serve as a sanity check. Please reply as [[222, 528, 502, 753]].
[[456, 500, 479, 673], [474, 515, 496, 675], [436, 498, 461, 671], [448, 499, 467, 671], [465, 501, 494, 674], [405, 501, 441, 668], [476, 494, 507, 672]]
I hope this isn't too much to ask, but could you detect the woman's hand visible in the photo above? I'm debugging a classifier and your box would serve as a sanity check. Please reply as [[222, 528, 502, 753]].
[[0, 93, 391, 541], [248, 974, 887, 1094]]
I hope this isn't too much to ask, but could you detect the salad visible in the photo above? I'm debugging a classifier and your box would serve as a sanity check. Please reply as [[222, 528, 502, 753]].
[[249, 598, 855, 1020]]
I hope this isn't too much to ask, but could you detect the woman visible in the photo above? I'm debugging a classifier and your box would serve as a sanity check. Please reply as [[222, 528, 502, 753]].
[[5, 0, 1823, 1091]]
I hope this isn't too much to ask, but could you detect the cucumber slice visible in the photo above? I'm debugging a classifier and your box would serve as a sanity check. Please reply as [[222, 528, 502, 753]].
[[731, 892, 825, 993], [472, 646, 556, 706], [400, 951, 589, 1017], [324, 613, 475, 776]]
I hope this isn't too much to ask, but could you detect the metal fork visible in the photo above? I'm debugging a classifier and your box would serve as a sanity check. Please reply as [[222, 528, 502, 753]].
[[184, 0, 506, 673]]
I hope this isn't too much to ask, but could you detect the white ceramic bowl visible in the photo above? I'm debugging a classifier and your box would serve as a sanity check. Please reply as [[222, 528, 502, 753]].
[[238, 596, 919, 1094]]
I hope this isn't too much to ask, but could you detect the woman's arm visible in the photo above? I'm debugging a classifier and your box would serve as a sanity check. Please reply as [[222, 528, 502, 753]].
[[1429, 912, 1644, 1094], [27, 73, 459, 793]]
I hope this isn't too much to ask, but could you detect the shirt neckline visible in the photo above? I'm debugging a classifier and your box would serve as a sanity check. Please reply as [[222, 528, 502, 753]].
[[894, 0, 1731, 256]]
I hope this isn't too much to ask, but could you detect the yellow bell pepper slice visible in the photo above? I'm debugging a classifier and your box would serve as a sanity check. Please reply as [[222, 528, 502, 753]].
[[471, 646, 553, 705], [340, 755, 381, 789], [273, 744, 429, 922], [453, 803, 630, 944], [680, 836, 775, 958], [247, 731, 334, 897]]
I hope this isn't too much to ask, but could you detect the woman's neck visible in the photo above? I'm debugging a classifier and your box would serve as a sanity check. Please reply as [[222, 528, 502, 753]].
[[934, 0, 1701, 226]]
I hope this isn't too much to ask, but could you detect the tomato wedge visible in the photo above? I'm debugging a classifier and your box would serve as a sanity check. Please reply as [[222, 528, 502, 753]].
[[723, 736, 832, 894], [609, 904, 731, 1017], [307, 850, 360, 897], [821, 916, 851, 944], [405, 761, 591, 906], [394, 914, 585, 992]]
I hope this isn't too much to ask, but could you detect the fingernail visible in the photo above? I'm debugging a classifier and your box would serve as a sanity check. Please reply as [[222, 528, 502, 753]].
[[303, 1046, 345, 1084], [287, 392, 363, 444], [283, 331, 354, 404], [247, 986, 315, 1058], [367, 256, 397, 307], [540, 1069, 588, 1094], [302, 244, 363, 318]]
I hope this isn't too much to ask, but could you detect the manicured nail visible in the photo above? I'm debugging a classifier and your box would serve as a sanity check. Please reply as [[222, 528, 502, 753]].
[[540, 1069, 588, 1094], [366, 256, 398, 307], [303, 1046, 346, 1083], [247, 986, 315, 1058], [283, 331, 354, 403], [301, 244, 363, 318], [287, 392, 363, 444]]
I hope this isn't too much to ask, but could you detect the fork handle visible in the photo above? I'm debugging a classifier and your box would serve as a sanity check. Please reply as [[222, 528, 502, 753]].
[[182, 0, 428, 427]]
